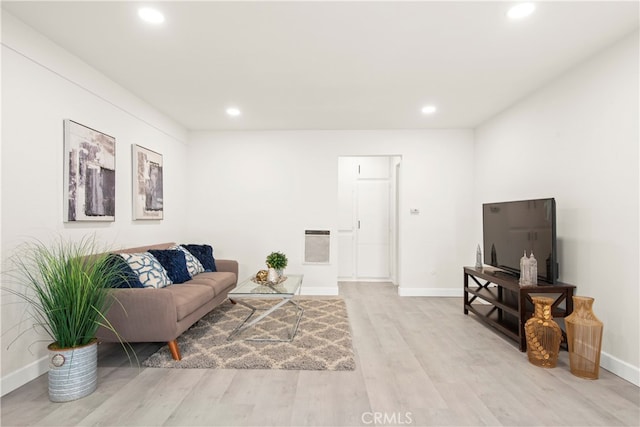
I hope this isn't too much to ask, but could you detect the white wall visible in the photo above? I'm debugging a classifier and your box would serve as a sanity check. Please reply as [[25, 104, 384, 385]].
[[186, 130, 475, 296], [1, 13, 190, 393], [474, 31, 639, 385]]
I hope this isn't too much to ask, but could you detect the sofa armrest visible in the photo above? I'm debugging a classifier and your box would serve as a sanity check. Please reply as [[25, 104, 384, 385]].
[[97, 288, 179, 343], [216, 259, 238, 280]]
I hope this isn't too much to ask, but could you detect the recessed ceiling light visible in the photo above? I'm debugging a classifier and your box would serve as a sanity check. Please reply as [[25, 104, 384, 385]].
[[138, 7, 165, 24], [507, 3, 536, 20], [421, 105, 437, 115], [226, 107, 241, 117]]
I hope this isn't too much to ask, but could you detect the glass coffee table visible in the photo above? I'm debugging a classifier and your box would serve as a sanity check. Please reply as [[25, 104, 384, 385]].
[[227, 274, 304, 342]]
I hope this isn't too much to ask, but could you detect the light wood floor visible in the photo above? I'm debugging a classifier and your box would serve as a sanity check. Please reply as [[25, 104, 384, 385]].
[[2, 282, 639, 426]]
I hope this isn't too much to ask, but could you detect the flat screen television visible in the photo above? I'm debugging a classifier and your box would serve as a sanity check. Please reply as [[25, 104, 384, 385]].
[[483, 198, 558, 284]]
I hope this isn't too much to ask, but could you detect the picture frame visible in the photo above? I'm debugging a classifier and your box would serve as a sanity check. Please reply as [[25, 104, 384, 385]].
[[63, 120, 116, 222], [132, 144, 164, 220]]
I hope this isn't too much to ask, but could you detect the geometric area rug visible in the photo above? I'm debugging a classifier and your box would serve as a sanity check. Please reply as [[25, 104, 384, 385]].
[[141, 298, 356, 371]]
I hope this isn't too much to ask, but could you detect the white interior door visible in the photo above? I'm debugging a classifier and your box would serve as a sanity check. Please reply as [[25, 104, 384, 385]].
[[356, 179, 390, 279], [338, 156, 396, 281]]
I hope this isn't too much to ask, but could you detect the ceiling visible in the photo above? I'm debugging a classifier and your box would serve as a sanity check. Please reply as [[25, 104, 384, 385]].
[[2, 1, 638, 131]]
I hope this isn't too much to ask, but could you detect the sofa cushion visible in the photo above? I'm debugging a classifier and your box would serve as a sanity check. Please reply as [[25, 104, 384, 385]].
[[181, 244, 217, 272], [161, 284, 215, 321], [148, 249, 191, 284], [106, 254, 145, 288], [169, 245, 204, 277], [119, 252, 172, 289], [186, 272, 236, 297]]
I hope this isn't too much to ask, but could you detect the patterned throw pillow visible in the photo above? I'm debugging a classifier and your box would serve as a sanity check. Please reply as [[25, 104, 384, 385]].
[[181, 244, 217, 272], [169, 245, 204, 277], [147, 249, 191, 284], [106, 254, 145, 288], [119, 252, 172, 289]]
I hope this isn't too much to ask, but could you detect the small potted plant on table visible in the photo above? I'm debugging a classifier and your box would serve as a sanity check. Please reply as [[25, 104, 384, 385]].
[[265, 251, 288, 282]]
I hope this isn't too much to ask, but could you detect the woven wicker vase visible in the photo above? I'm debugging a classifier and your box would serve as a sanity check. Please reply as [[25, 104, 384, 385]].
[[565, 296, 603, 379], [525, 296, 562, 368]]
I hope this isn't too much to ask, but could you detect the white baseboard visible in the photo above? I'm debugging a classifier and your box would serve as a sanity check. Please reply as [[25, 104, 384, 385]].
[[1, 355, 48, 397], [600, 351, 640, 386], [397, 287, 463, 297], [300, 286, 339, 296]]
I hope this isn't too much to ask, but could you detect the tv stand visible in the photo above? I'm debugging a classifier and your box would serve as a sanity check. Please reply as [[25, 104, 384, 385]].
[[463, 267, 576, 351]]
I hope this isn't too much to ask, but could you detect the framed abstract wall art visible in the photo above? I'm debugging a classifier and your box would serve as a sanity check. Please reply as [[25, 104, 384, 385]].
[[132, 144, 163, 220], [63, 120, 116, 222]]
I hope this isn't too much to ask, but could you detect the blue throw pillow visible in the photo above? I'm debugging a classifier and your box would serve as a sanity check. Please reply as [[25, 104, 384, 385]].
[[105, 254, 145, 289], [148, 249, 191, 284], [181, 244, 217, 272]]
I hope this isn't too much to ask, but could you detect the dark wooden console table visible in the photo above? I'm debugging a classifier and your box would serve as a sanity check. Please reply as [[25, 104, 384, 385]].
[[463, 266, 576, 351]]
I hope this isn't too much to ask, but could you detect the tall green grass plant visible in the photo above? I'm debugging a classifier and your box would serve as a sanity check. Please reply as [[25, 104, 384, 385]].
[[7, 235, 121, 349]]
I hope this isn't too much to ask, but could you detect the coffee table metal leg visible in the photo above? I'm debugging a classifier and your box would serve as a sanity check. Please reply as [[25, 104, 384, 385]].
[[227, 299, 257, 340], [287, 299, 304, 340], [227, 297, 304, 342]]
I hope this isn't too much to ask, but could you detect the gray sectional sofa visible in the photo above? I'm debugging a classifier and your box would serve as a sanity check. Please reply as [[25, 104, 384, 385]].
[[96, 242, 238, 360]]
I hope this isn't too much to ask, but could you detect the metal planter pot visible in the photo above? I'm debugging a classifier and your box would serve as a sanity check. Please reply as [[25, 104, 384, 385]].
[[47, 339, 98, 402]]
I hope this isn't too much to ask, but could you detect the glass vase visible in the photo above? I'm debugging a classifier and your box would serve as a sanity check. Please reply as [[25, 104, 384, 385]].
[[565, 296, 603, 379], [525, 296, 562, 368]]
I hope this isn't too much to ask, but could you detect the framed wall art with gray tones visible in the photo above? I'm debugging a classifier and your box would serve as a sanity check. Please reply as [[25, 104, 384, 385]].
[[63, 120, 116, 222], [132, 144, 163, 220]]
